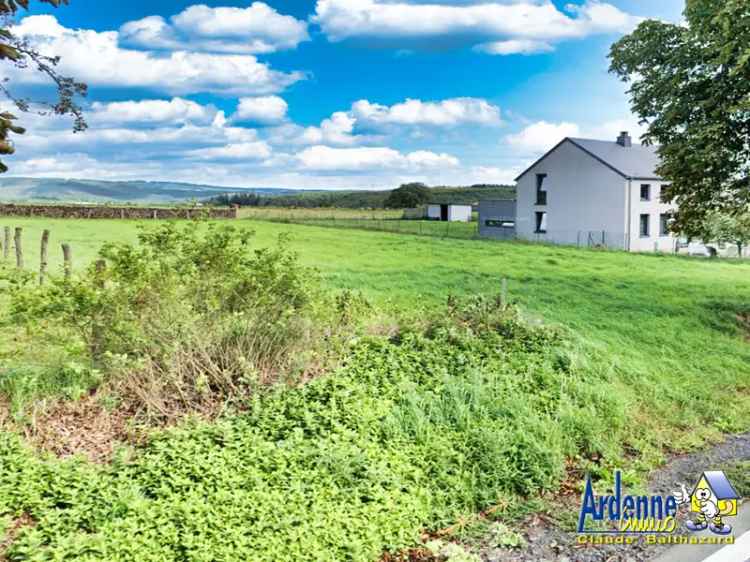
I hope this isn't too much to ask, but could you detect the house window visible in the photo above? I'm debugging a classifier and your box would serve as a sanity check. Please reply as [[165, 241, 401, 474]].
[[640, 214, 650, 237], [640, 184, 651, 201], [485, 219, 515, 229], [535, 211, 548, 234], [660, 214, 671, 236], [536, 174, 547, 205]]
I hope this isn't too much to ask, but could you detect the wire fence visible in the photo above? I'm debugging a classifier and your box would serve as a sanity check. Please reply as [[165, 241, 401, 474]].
[[263, 217, 481, 240], [245, 212, 683, 252]]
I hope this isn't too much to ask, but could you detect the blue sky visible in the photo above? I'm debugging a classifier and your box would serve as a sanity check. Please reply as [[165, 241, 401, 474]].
[[5, 0, 684, 189]]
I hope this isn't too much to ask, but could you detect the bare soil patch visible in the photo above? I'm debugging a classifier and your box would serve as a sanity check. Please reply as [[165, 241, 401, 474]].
[[16, 394, 138, 463]]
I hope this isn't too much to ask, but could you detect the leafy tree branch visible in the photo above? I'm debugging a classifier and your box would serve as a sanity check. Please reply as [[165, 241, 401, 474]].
[[609, 0, 750, 236], [0, 0, 87, 172]]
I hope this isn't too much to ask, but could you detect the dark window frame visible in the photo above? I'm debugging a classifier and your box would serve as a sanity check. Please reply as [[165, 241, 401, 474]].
[[640, 184, 651, 201], [536, 174, 548, 206], [535, 211, 547, 234], [484, 219, 515, 229], [640, 214, 650, 238]]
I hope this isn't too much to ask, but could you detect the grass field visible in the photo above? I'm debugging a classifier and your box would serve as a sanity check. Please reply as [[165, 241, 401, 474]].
[[2, 216, 750, 559], [236, 207, 404, 220], [237, 207, 480, 239], [270, 217, 479, 239], [3, 216, 749, 437]]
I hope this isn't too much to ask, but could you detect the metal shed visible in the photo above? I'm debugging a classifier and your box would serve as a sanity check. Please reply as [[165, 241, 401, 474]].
[[478, 200, 517, 240], [426, 204, 473, 222]]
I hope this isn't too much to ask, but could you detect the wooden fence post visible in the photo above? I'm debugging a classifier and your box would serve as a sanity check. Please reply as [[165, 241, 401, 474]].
[[501, 278, 508, 307], [39, 229, 50, 285], [3, 226, 9, 261], [14, 227, 23, 269], [62, 243, 72, 280]]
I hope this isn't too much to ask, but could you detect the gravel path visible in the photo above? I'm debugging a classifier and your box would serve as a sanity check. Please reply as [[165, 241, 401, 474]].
[[474, 432, 750, 562]]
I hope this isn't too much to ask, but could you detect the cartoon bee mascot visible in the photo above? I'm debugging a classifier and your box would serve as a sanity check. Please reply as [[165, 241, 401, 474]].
[[674, 475, 739, 536]]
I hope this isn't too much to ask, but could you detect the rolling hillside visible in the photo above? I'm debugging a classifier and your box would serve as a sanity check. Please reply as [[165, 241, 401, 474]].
[[0, 177, 304, 203]]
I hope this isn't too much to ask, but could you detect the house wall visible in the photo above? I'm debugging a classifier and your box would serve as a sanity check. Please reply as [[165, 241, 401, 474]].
[[478, 200, 516, 240], [426, 205, 441, 220], [516, 140, 629, 249], [447, 205, 472, 222], [627, 181, 678, 252]]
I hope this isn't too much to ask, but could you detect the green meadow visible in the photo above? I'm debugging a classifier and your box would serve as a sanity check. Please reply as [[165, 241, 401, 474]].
[[1, 216, 750, 560], [4, 216, 750, 443]]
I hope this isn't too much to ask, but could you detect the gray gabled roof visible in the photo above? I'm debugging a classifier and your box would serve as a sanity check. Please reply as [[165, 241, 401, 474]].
[[693, 471, 741, 501], [515, 137, 662, 182]]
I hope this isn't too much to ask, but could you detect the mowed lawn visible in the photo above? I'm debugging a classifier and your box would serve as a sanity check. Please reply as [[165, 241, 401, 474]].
[[4, 216, 750, 452]]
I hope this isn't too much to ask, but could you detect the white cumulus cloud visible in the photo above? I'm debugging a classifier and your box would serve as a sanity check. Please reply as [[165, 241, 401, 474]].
[[474, 39, 554, 56], [121, 2, 310, 54], [352, 97, 501, 127], [299, 112, 363, 146], [296, 145, 459, 172], [312, 0, 641, 55], [11, 15, 304, 96], [186, 141, 272, 161], [505, 121, 581, 153], [234, 96, 289, 124], [505, 118, 648, 155], [89, 98, 220, 126]]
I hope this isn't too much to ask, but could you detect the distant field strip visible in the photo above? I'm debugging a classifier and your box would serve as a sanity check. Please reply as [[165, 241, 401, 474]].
[[237, 207, 403, 221], [260, 216, 480, 240]]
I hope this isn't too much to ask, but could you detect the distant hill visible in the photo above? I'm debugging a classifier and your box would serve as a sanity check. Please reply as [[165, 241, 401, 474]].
[[0, 177, 306, 204], [0, 177, 516, 208], [212, 184, 516, 209]]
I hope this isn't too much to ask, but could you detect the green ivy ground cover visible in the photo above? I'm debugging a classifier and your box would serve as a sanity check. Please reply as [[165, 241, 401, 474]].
[[0, 312, 615, 561]]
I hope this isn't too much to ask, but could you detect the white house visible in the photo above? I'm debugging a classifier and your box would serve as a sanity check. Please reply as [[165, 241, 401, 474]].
[[514, 132, 677, 252], [426, 204, 473, 222]]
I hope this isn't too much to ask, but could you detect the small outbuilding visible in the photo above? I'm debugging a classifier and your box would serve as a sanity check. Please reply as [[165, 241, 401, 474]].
[[426, 204, 472, 222], [478, 200, 517, 240]]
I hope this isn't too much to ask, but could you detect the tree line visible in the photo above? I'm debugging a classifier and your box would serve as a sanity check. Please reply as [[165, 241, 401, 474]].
[[208, 183, 514, 210]]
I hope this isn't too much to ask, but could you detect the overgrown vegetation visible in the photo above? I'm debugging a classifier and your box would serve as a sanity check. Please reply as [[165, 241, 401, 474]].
[[1, 222, 341, 422], [0, 294, 622, 561], [2, 217, 750, 560]]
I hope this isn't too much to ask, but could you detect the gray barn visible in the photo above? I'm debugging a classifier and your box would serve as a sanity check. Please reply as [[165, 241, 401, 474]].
[[479, 200, 517, 240]]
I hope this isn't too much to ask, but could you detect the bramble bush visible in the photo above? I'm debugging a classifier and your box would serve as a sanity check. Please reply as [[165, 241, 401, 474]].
[[0, 295, 631, 561]]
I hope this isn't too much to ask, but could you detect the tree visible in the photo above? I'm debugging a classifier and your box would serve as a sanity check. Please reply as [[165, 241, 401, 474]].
[[700, 211, 750, 257], [0, 0, 87, 172], [384, 182, 430, 209], [609, 0, 750, 237]]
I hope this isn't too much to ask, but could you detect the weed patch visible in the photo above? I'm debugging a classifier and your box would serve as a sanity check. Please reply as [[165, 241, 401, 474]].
[[2, 222, 349, 424], [0, 296, 611, 562]]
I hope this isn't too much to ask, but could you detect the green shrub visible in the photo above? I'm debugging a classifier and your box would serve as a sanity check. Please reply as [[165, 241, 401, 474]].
[[5, 222, 328, 420]]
